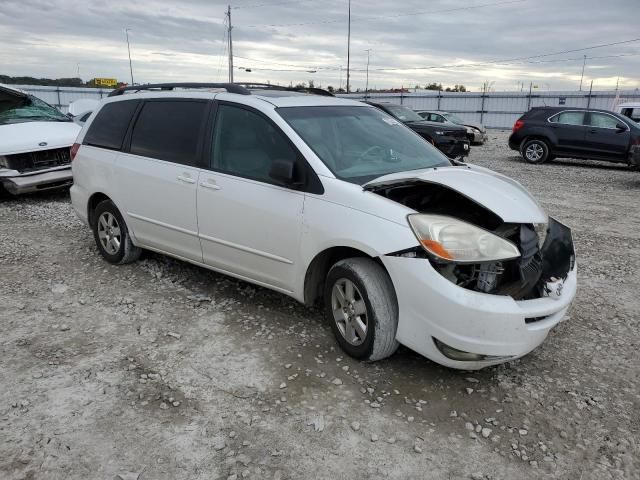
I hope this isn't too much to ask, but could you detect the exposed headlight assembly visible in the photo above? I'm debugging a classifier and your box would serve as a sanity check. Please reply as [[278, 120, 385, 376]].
[[407, 214, 521, 263], [534, 222, 548, 247]]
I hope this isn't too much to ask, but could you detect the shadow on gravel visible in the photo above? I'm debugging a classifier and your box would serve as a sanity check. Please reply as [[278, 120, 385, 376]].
[[504, 154, 634, 172]]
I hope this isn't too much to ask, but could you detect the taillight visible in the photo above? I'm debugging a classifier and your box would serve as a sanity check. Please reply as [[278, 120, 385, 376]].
[[70, 143, 80, 161], [512, 120, 524, 133]]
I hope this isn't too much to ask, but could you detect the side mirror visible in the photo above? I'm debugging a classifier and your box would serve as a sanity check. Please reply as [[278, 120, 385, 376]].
[[616, 123, 627, 133], [269, 158, 305, 186]]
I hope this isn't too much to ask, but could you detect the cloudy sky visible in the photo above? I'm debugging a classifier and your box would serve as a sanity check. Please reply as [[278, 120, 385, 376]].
[[0, 0, 638, 92]]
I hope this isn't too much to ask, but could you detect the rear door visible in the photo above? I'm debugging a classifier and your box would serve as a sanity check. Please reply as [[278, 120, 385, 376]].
[[117, 99, 210, 262], [196, 102, 306, 292], [546, 110, 588, 154], [583, 111, 630, 159]]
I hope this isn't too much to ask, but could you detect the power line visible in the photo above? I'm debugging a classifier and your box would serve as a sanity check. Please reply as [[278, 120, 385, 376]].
[[231, 0, 304, 9], [369, 37, 640, 71], [242, 0, 525, 28], [231, 50, 640, 76]]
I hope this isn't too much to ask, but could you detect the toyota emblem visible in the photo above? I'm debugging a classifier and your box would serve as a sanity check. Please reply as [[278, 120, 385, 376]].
[[38, 142, 48, 146]]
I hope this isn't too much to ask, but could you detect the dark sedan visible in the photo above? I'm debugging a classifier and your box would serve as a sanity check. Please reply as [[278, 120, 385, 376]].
[[365, 102, 470, 160]]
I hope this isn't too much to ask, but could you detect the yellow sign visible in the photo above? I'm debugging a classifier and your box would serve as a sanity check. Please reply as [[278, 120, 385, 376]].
[[93, 78, 118, 87]]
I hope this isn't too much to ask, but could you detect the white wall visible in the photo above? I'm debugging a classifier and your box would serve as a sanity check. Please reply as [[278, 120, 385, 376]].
[[339, 90, 640, 128], [10, 84, 640, 128], [10, 85, 113, 113]]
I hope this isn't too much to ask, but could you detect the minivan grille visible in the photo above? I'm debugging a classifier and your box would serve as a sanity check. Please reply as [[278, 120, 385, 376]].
[[4, 148, 71, 173]]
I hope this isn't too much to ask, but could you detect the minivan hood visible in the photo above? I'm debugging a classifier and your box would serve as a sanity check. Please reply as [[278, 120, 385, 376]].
[[0, 121, 81, 155], [363, 165, 547, 224]]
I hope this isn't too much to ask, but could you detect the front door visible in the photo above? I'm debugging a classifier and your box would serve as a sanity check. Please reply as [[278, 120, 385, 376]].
[[117, 99, 209, 262], [196, 103, 305, 292], [584, 111, 630, 159], [547, 110, 588, 154]]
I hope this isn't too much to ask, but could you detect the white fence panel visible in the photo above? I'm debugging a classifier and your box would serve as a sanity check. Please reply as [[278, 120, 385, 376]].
[[338, 90, 640, 128], [8, 84, 640, 126], [10, 85, 112, 113]]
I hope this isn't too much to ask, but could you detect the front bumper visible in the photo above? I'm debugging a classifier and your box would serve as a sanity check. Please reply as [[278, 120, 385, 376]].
[[469, 130, 488, 144], [381, 256, 577, 370], [435, 137, 470, 159], [0, 167, 72, 195]]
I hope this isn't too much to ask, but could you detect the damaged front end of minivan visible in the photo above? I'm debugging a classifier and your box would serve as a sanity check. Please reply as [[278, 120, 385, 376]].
[[366, 166, 575, 302]]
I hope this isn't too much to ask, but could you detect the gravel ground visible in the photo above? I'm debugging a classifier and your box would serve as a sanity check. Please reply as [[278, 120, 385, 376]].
[[1, 130, 639, 480]]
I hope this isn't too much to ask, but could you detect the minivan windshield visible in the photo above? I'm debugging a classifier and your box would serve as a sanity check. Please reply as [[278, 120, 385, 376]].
[[0, 94, 71, 125], [278, 105, 451, 184]]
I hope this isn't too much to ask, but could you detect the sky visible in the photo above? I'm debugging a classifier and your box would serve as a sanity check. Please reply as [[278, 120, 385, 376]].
[[0, 0, 638, 92]]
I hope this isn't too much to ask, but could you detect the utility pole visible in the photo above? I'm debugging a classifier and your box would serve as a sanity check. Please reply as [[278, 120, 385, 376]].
[[346, 0, 351, 94], [579, 54, 586, 91], [364, 49, 371, 98], [125, 28, 134, 85], [227, 5, 234, 83]]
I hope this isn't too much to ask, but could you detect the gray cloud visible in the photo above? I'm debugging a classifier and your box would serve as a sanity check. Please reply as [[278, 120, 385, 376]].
[[0, 0, 638, 91]]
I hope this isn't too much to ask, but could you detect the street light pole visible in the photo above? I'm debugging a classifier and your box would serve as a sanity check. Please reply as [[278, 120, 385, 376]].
[[579, 54, 586, 91], [364, 49, 371, 98], [227, 5, 234, 83], [125, 28, 134, 85], [346, 0, 351, 94]]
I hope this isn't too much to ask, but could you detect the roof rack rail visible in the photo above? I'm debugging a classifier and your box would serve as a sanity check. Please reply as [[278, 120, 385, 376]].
[[108, 83, 251, 97], [233, 82, 335, 97]]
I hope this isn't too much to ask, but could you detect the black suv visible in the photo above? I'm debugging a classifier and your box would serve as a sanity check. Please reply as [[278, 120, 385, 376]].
[[509, 107, 640, 166], [366, 101, 470, 159]]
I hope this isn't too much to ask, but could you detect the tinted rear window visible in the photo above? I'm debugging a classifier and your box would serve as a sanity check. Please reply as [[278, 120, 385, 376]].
[[129, 100, 208, 166], [84, 100, 138, 150]]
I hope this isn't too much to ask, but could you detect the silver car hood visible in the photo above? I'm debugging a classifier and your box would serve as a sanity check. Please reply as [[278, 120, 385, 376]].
[[363, 164, 547, 224]]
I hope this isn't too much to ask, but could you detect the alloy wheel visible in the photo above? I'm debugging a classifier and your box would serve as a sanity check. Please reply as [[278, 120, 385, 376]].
[[97, 212, 122, 255], [525, 142, 544, 162], [331, 278, 368, 346]]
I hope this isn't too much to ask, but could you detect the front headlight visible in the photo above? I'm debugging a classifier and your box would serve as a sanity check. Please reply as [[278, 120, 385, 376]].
[[466, 127, 474, 134], [407, 214, 521, 263]]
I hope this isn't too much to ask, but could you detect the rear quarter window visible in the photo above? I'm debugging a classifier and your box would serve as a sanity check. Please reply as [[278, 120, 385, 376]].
[[129, 100, 209, 166], [83, 100, 139, 150]]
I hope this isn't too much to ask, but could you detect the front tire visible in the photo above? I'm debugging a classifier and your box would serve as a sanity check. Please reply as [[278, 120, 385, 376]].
[[324, 258, 399, 361], [521, 139, 551, 164], [92, 200, 141, 264]]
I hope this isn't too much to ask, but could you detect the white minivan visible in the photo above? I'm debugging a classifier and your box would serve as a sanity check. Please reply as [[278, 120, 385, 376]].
[[70, 83, 577, 370]]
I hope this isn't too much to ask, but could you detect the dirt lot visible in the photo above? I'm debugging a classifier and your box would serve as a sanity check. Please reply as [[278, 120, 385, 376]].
[[1, 130, 639, 480]]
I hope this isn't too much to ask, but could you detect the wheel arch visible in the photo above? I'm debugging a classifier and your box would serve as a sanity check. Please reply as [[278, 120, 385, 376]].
[[303, 246, 391, 307], [520, 133, 555, 153], [87, 192, 112, 227]]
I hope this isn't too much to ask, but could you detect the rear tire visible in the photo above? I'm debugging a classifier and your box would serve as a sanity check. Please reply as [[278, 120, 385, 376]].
[[521, 139, 551, 164], [324, 258, 399, 361], [92, 200, 141, 264]]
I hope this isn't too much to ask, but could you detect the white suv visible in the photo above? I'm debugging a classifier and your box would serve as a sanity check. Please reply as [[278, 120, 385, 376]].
[[70, 83, 577, 370]]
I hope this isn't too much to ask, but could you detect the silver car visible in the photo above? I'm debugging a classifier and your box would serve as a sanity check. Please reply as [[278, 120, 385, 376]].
[[417, 110, 488, 145]]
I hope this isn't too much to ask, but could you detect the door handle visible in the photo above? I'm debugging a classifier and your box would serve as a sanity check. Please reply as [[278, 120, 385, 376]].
[[588, 129, 597, 134], [200, 179, 221, 190], [177, 175, 196, 184]]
